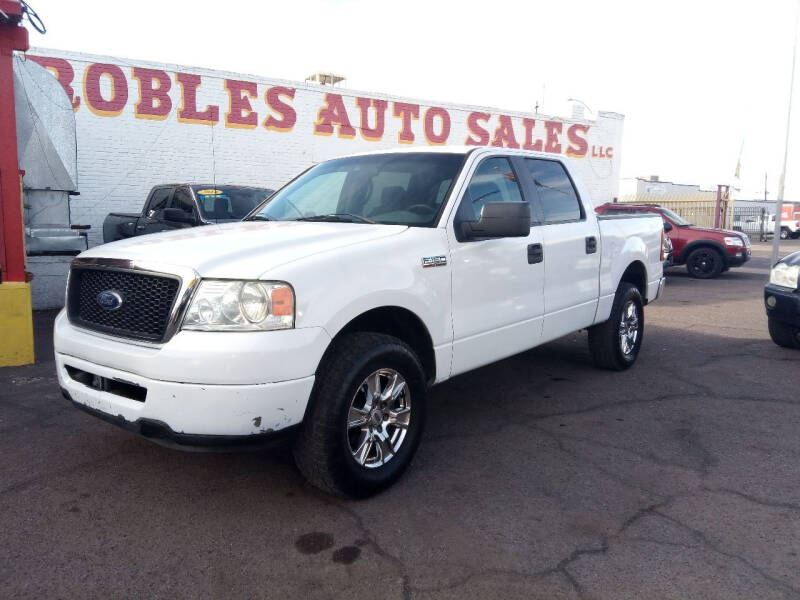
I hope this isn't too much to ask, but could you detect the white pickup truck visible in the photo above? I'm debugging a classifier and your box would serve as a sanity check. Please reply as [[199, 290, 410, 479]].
[[55, 147, 666, 497]]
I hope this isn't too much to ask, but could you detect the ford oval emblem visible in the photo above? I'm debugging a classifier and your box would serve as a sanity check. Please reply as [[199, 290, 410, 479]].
[[96, 290, 123, 311]]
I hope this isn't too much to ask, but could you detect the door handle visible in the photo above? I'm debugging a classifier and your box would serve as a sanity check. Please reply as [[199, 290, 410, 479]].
[[527, 243, 543, 264], [585, 236, 597, 254]]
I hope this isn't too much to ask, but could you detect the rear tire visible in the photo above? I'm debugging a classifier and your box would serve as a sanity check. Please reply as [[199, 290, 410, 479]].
[[294, 332, 427, 498], [780, 227, 790, 240], [588, 282, 644, 371], [686, 247, 724, 279], [768, 318, 800, 349]]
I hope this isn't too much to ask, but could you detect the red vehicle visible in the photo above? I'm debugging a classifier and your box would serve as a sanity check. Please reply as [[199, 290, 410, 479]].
[[596, 203, 751, 279]]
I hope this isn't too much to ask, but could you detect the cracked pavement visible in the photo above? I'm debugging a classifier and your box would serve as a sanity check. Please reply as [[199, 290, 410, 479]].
[[1, 240, 799, 599]]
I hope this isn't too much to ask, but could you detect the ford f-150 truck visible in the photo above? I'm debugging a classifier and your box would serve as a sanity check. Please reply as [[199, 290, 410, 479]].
[[102, 184, 274, 243], [55, 148, 666, 497]]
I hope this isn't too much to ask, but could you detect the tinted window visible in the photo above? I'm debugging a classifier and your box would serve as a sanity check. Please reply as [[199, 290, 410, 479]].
[[462, 157, 524, 221], [193, 186, 274, 220], [147, 188, 171, 215], [251, 153, 465, 227], [172, 187, 195, 214], [524, 159, 582, 223], [659, 207, 691, 226]]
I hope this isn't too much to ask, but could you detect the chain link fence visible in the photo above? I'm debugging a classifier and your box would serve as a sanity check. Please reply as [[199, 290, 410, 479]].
[[733, 206, 772, 241]]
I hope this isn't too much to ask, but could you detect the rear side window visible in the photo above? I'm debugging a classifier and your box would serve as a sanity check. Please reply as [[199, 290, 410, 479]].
[[462, 157, 524, 221], [524, 159, 583, 224], [147, 188, 172, 215]]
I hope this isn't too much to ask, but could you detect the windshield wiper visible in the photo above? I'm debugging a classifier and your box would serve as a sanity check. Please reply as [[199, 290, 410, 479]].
[[295, 213, 376, 224], [245, 215, 274, 221]]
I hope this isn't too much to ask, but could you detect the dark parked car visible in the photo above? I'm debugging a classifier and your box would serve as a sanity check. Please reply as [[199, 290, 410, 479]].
[[765, 250, 800, 349], [596, 203, 750, 279], [103, 184, 274, 243]]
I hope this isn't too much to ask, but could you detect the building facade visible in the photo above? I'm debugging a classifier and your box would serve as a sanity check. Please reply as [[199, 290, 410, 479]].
[[22, 47, 625, 307]]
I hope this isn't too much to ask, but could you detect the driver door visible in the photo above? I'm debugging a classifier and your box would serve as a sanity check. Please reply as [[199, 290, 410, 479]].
[[448, 156, 545, 377]]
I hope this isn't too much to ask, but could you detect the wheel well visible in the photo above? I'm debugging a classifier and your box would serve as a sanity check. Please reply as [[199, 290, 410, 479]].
[[334, 307, 436, 383], [684, 242, 726, 261], [620, 261, 647, 300]]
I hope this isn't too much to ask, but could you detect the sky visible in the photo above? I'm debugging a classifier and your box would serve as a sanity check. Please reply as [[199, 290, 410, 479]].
[[22, 0, 800, 200]]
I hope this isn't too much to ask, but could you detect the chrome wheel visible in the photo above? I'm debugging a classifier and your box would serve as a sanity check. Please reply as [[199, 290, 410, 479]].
[[619, 300, 640, 356], [347, 368, 411, 469]]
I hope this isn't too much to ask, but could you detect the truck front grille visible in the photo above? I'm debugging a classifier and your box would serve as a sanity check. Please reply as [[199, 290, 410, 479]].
[[67, 267, 181, 342]]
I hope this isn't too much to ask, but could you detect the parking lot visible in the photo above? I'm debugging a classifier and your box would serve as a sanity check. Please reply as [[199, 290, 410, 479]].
[[1, 240, 799, 599]]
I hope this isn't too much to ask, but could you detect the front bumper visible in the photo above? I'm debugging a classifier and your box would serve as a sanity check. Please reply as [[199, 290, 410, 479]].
[[725, 247, 751, 267], [54, 311, 329, 441], [765, 284, 800, 327]]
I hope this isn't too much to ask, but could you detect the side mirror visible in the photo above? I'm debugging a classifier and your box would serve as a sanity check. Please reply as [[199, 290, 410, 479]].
[[461, 202, 531, 240], [163, 208, 196, 224], [663, 221, 673, 232]]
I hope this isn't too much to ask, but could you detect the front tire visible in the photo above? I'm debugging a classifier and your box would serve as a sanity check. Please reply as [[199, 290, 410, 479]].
[[588, 282, 644, 370], [686, 247, 724, 279], [768, 318, 800, 349], [294, 332, 427, 498], [780, 227, 790, 240]]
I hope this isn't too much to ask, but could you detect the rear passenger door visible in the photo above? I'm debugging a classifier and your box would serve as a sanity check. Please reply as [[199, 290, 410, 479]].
[[521, 159, 600, 343], [138, 187, 174, 236]]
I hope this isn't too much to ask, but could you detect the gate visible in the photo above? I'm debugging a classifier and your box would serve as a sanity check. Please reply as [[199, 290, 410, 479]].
[[733, 206, 770, 241]]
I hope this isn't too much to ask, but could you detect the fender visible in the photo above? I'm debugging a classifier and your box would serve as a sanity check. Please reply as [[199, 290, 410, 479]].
[[595, 231, 655, 325]]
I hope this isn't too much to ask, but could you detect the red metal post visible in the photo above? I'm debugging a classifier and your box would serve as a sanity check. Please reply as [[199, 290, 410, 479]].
[[0, 1, 29, 282]]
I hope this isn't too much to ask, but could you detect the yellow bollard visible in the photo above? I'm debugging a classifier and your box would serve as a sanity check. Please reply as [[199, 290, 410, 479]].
[[0, 281, 35, 366]]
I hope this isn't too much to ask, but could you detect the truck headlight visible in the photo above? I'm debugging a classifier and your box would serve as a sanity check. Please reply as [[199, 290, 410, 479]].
[[770, 263, 800, 289], [182, 280, 294, 331], [724, 236, 744, 247]]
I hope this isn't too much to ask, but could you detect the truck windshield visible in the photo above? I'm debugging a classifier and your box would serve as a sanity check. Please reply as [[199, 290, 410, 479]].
[[660, 207, 692, 226], [193, 186, 274, 221], [247, 153, 466, 227]]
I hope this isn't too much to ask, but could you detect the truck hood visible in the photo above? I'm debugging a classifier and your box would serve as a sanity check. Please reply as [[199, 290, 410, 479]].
[[81, 221, 408, 278]]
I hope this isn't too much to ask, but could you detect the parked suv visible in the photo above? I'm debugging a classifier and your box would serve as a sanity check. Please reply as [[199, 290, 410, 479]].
[[596, 203, 751, 279]]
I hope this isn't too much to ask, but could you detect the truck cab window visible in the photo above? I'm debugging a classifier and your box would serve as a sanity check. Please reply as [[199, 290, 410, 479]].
[[524, 159, 583, 224], [172, 187, 195, 215], [462, 157, 524, 221], [147, 188, 172, 217]]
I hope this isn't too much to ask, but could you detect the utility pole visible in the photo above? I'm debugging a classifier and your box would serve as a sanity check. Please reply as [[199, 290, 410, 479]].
[[772, 0, 800, 265]]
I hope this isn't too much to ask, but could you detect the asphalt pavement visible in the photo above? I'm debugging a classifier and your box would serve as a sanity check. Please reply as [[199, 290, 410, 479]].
[[2, 240, 800, 599]]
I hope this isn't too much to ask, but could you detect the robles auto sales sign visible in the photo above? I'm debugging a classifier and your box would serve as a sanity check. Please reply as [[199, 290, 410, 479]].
[[23, 48, 623, 243]]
